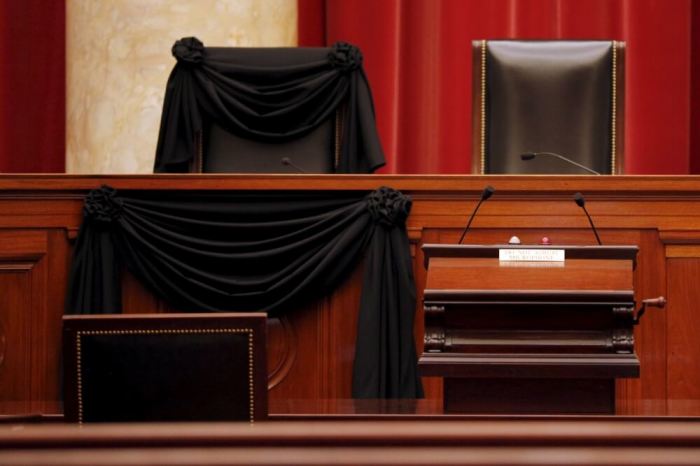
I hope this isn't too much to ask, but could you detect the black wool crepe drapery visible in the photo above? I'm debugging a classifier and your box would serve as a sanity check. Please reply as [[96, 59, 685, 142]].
[[66, 186, 423, 399], [154, 37, 385, 173]]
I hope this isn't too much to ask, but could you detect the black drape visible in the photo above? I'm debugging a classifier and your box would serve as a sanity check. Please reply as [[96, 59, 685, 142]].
[[66, 186, 423, 399], [154, 37, 385, 174]]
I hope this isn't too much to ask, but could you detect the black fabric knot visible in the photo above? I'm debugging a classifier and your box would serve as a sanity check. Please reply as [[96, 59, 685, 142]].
[[172, 37, 205, 65], [328, 42, 363, 72], [84, 185, 122, 224], [367, 187, 412, 228]]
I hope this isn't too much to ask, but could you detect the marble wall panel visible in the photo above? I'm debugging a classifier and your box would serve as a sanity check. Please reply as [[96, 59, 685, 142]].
[[66, 0, 297, 173]]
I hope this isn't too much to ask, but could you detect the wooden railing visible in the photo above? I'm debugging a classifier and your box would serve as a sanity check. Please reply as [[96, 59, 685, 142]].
[[1, 419, 699, 465]]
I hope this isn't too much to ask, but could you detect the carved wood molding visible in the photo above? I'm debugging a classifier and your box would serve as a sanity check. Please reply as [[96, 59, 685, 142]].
[[423, 305, 446, 353], [659, 230, 700, 244], [0, 249, 46, 275], [659, 231, 700, 258], [0, 262, 36, 272], [611, 329, 635, 354], [665, 245, 700, 258], [2, 174, 700, 194], [267, 316, 298, 390], [65, 228, 80, 241], [419, 352, 640, 378]]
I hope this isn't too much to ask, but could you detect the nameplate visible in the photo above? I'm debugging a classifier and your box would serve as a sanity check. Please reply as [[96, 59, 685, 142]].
[[499, 249, 565, 262], [498, 261, 565, 268]]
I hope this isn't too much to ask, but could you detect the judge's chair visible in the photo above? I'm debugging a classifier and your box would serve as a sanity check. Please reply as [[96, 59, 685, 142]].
[[63, 313, 267, 423], [472, 40, 625, 174], [155, 38, 385, 174]]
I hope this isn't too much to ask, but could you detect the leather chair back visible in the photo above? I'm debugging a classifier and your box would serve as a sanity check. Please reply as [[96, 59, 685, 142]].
[[472, 40, 625, 174], [63, 313, 267, 423]]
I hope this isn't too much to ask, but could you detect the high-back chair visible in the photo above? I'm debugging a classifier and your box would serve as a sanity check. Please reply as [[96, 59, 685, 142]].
[[154, 38, 385, 174], [472, 40, 625, 174], [63, 313, 267, 423]]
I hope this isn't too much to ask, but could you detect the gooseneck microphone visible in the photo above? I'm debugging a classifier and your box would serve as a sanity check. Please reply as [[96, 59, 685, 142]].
[[281, 157, 308, 173], [573, 192, 603, 245], [457, 185, 495, 244], [521, 152, 601, 175]]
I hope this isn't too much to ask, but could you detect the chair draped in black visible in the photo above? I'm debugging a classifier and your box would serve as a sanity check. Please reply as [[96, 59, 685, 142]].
[[472, 40, 625, 175], [154, 37, 385, 174]]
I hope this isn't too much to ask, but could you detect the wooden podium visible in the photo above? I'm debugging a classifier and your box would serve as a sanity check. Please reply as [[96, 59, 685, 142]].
[[418, 244, 645, 414]]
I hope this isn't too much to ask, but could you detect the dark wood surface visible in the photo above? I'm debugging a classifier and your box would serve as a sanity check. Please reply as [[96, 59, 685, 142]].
[[444, 378, 616, 414], [1, 418, 699, 465], [0, 175, 699, 416]]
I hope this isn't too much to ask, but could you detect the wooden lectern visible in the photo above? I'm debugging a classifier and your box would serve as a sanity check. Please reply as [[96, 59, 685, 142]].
[[419, 244, 644, 414]]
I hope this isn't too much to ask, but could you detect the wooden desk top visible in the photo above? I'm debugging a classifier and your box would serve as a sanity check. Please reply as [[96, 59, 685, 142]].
[[1, 418, 700, 465]]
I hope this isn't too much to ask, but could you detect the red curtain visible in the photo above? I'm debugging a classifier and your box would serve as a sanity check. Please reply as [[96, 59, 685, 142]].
[[692, 0, 700, 175], [0, 0, 65, 173], [299, 0, 694, 174]]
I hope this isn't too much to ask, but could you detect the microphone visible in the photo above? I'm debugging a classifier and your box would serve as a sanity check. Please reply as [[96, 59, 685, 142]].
[[521, 152, 601, 175], [457, 185, 495, 244], [281, 157, 308, 173], [573, 192, 602, 245]]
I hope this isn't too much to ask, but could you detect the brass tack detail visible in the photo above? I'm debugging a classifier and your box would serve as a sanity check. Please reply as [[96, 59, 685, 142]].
[[611, 41, 618, 175], [480, 40, 487, 174]]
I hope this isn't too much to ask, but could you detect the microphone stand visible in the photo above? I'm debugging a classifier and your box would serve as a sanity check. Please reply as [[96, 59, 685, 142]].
[[574, 192, 603, 245], [457, 186, 495, 244], [281, 157, 308, 173], [521, 152, 601, 175]]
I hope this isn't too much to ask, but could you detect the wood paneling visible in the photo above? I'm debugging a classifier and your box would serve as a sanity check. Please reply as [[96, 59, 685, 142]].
[[0, 270, 32, 413], [426, 257, 633, 291], [0, 175, 698, 416], [324, 262, 364, 399], [0, 230, 48, 414], [667, 259, 700, 415], [616, 230, 669, 415]]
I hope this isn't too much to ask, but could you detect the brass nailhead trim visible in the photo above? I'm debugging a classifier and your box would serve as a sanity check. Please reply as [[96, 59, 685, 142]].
[[248, 332, 254, 423], [75, 328, 255, 425], [76, 335, 83, 424], [610, 41, 618, 175], [478, 41, 619, 174], [480, 40, 487, 174]]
